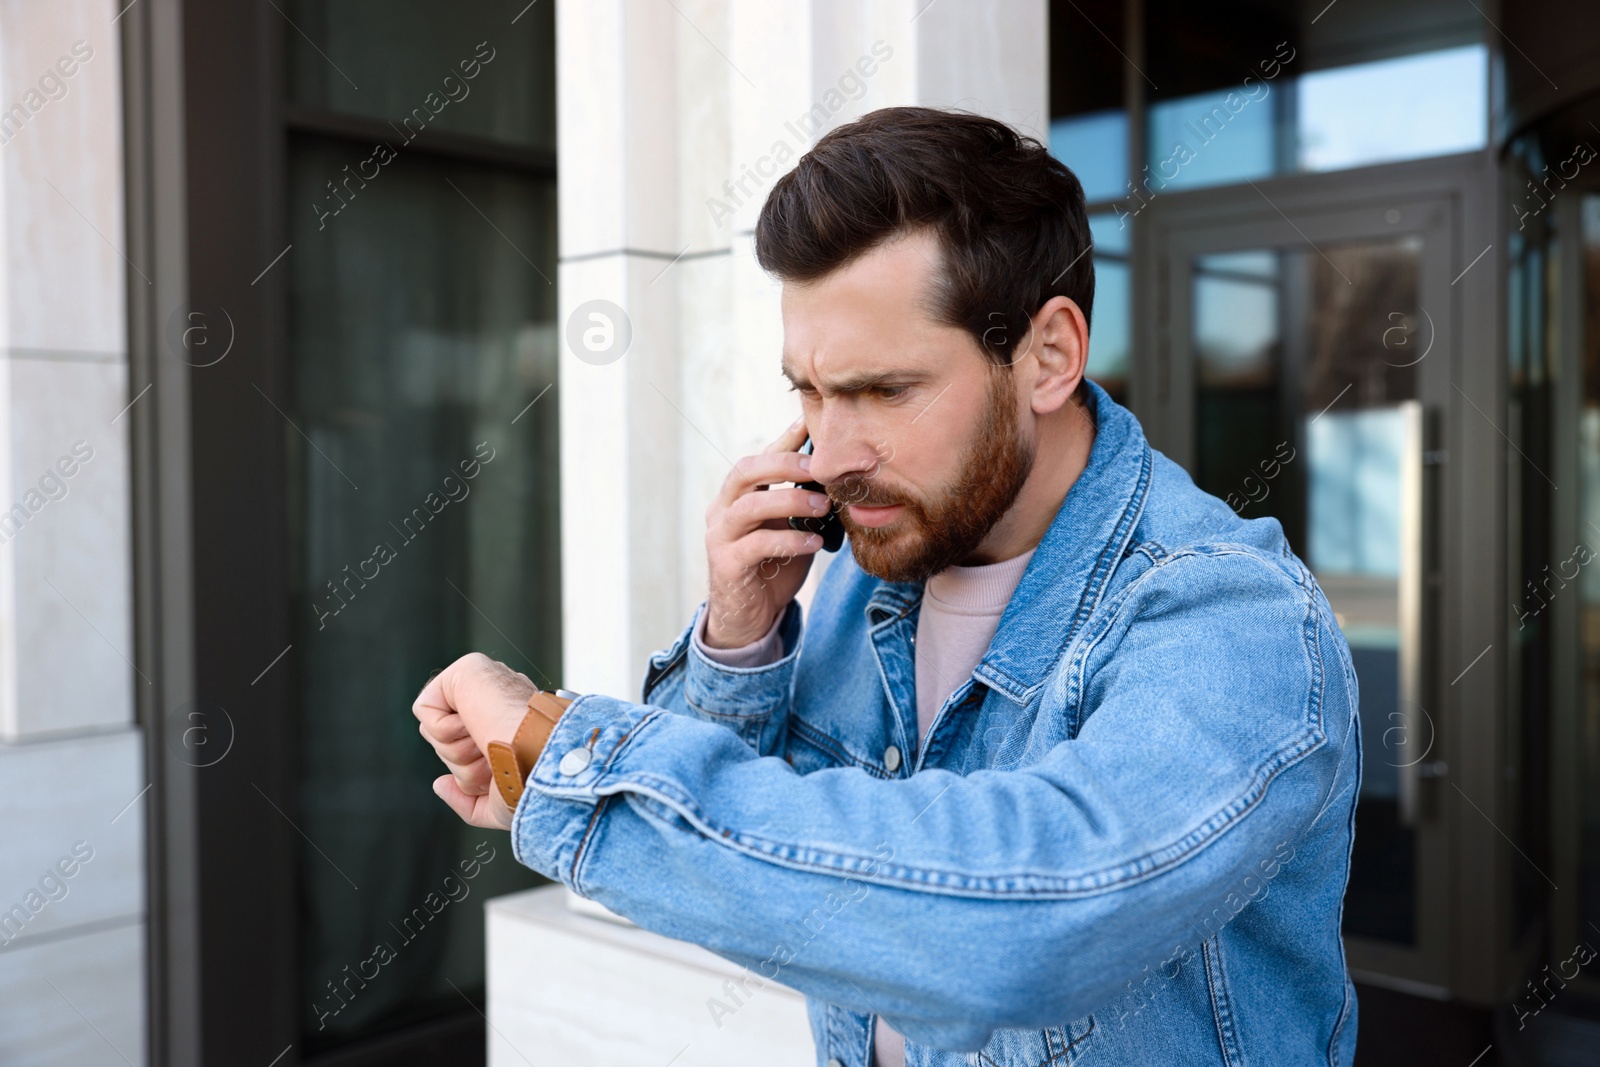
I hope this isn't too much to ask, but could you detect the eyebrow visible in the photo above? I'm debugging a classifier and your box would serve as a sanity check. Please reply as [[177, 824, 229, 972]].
[[781, 360, 924, 396]]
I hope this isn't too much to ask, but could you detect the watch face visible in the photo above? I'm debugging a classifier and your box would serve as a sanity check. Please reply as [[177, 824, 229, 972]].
[[554, 688, 581, 700]]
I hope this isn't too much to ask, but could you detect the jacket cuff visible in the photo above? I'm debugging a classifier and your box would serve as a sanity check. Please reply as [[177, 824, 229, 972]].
[[509, 693, 661, 886], [692, 604, 786, 669], [682, 599, 803, 718]]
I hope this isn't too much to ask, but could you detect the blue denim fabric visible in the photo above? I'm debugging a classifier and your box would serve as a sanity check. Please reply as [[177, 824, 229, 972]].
[[511, 380, 1361, 1066]]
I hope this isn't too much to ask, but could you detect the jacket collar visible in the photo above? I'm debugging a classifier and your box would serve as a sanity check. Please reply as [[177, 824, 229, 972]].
[[862, 379, 1153, 703]]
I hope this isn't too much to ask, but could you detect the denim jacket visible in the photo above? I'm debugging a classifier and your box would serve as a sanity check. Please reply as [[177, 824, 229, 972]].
[[511, 380, 1362, 1066]]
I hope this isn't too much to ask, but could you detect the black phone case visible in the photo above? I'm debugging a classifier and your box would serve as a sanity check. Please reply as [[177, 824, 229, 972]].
[[788, 438, 845, 552]]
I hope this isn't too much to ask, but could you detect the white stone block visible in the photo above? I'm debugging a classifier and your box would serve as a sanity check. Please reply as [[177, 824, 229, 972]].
[[488, 885, 813, 1067], [0, 728, 145, 948], [558, 0, 679, 258], [0, 918, 146, 1067], [558, 252, 683, 699], [0, 0, 128, 353], [1, 356, 134, 737]]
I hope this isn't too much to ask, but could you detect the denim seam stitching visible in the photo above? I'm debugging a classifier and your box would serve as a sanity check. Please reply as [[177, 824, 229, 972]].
[[592, 755, 1320, 897], [1066, 446, 1153, 643], [1202, 937, 1245, 1066], [1043, 1017, 1095, 1064], [600, 708, 664, 773], [569, 793, 613, 897], [643, 635, 692, 702], [682, 692, 777, 722], [1055, 544, 1328, 862], [869, 617, 918, 759], [563, 703, 660, 893], [1072, 542, 1326, 728], [1019, 445, 1152, 706], [790, 714, 890, 776], [1132, 541, 1168, 565], [611, 548, 1330, 895], [687, 640, 802, 679], [982, 446, 1154, 702]]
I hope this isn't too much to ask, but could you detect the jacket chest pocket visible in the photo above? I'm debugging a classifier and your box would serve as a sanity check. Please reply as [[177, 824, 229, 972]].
[[967, 1016, 1096, 1067]]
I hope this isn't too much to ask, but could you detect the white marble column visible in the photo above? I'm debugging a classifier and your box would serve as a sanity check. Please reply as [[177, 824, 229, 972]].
[[557, 0, 1045, 699], [526, 1, 1044, 1055], [0, 2, 147, 1065], [556, 0, 683, 699]]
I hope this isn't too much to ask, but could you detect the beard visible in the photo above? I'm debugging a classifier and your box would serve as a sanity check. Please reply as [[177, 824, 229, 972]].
[[833, 367, 1035, 584]]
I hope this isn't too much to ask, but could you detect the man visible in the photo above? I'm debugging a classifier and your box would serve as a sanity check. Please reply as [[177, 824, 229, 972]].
[[414, 106, 1361, 1066]]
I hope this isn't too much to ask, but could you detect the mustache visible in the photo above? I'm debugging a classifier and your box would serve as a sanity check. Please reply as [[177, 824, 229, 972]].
[[827, 475, 912, 510]]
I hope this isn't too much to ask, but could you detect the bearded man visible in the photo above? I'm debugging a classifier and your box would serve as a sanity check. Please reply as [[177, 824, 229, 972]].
[[414, 106, 1362, 1067]]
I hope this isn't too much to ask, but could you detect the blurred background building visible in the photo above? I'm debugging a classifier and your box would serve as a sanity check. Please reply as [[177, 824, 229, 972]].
[[0, 0, 1597, 1064]]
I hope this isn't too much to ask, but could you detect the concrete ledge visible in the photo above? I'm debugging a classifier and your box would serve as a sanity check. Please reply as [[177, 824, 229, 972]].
[[486, 885, 813, 1066]]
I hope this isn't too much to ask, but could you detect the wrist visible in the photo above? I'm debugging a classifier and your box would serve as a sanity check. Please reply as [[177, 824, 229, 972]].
[[704, 603, 778, 650], [485, 689, 576, 810]]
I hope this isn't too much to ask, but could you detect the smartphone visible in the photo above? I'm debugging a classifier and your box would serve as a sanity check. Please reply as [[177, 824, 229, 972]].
[[788, 437, 845, 552]]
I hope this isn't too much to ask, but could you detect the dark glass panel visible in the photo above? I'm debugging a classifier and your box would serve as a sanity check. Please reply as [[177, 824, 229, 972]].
[[286, 0, 556, 151], [287, 133, 558, 1051], [1193, 237, 1423, 943]]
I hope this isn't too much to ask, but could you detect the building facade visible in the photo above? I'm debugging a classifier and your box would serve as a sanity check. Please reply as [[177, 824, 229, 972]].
[[1, 1, 1598, 1064]]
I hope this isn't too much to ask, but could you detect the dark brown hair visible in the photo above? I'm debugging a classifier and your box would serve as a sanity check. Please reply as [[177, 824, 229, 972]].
[[755, 106, 1094, 365]]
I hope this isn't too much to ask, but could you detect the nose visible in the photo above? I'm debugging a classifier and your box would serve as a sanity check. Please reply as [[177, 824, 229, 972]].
[[804, 416, 883, 488]]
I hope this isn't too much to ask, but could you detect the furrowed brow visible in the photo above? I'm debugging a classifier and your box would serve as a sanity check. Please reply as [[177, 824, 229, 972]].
[[781, 360, 812, 391], [782, 360, 921, 396], [823, 370, 917, 394]]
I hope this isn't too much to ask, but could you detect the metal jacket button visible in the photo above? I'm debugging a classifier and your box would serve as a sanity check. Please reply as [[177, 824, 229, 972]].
[[558, 748, 592, 776], [883, 745, 902, 772]]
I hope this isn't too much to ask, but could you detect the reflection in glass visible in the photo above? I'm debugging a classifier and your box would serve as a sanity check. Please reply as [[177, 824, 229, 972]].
[[1147, 45, 1486, 193], [1087, 213, 1129, 398], [1299, 46, 1486, 172], [288, 136, 558, 1051], [1579, 196, 1600, 939], [286, 0, 556, 151], [1147, 87, 1286, 193], [1051, 110, 1129, 203], [1048, 0, 1125, 201], [1193, 251, 1282, 521], [1192, 237, 1422, 943]]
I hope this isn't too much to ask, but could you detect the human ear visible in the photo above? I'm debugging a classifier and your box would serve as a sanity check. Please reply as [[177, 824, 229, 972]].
[[1027, 296, 1088, 414]]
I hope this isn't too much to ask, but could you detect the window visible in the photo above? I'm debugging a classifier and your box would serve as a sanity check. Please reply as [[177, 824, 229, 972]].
[[282, 0, 558, 1052]]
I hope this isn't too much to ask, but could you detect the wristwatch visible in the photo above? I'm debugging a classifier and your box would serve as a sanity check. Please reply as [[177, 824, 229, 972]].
[[486, 688, 579, 808]]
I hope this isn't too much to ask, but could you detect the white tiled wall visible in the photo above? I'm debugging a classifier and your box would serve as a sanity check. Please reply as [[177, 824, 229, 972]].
[[0, 730, 145, 944], [519, 1, 1044, 1061], [0, 922, 146, 1067], [0, 0, 135, 739], [0, 2, 145, 1064], [7, 355, 134, 737]]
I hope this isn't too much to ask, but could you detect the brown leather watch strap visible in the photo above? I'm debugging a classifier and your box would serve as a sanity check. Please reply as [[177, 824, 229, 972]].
[[487, 690, 574, 809]]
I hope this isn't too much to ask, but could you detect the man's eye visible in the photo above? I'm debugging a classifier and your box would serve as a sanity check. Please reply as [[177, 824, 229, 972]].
[[875, 385, 907, 401]]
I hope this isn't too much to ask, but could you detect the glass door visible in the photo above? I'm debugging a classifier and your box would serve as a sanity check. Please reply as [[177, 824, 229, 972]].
[[1137, 161, 1473, 992], [282, 1, 559, 1058]]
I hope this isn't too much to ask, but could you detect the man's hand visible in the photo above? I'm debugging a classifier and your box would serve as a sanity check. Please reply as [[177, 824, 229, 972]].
[[704, 417, 828, 648], [413, 652, 538, 830]]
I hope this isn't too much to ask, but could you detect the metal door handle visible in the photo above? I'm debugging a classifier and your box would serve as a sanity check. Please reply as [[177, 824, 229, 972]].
[[1397, 400, 1437, 826]]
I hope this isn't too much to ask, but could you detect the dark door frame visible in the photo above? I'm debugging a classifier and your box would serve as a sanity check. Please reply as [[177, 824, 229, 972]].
[[122, 2, 553, 1064], [125, 1, 299, 1063], [1132, 149, 1524, 1005]]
